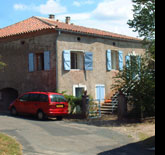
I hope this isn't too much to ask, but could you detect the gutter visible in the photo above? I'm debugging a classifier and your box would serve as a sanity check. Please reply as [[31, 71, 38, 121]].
[[54, 28, 142, 43], [55, 30, 61, 92]]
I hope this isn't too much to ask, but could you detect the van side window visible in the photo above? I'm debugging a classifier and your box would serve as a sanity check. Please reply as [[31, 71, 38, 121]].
[[19, 94, 29, 102], [29, 94, 40, 102], [40, 94, 48, 102]]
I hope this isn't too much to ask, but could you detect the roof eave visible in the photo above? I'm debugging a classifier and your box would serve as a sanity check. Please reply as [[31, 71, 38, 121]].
[[55, 28, 142, 43]]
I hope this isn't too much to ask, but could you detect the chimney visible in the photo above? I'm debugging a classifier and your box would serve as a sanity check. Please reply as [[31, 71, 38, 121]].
[[65, 16, 71, 24], [49, 14, 55, 19]]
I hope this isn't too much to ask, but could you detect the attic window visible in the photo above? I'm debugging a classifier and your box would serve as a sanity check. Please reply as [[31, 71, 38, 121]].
[[21, 40, 25, 45], [77, 37, 81, 42], [113, 42, 116, 46]]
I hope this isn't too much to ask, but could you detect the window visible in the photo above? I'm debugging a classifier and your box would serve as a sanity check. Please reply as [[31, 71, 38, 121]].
[[39, 94, 48, 102], [50, 95, 67, 102], [73, 85, 86, 97], [111, 51, 119, 70], [63, 50, 93, 71], [95, 85, 105, 102], [107, 50, 123, 71], [19, 94, 29, 102], [75, 88, 84, 97], [28, 51, 50, 72], [71, 52, 84, 70], [36, 53, 44, 71], [28, 94, 40, 102], [125, 55, 141, 79]]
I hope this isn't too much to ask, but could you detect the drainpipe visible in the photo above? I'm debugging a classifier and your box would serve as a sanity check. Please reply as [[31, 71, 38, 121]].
[[55, 30, 61, 92]]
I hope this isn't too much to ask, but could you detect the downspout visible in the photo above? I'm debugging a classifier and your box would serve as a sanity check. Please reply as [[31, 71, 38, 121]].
[[55, 30, 61, 92]]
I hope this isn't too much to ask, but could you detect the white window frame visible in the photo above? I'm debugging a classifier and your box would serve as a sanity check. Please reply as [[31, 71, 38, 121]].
[[73, 84, 87, 97]]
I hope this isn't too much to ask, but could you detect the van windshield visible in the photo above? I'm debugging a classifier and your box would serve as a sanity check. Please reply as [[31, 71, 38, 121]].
[[50, 95, 67, 102]]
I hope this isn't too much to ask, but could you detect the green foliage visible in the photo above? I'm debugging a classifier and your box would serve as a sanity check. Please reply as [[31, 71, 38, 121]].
[[112, 56, 155, 118], [53, 90, 83, 114], [128, 0, 155, 59], [64, 94, 82, 114]]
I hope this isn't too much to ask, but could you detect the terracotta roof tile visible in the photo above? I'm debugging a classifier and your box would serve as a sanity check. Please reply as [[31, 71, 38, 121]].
[[0, 16, 141, 41]]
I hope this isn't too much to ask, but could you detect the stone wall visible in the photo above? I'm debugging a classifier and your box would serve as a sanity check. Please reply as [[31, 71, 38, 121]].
[[56, 32, 145, 99], [0, 32, 58, 95]]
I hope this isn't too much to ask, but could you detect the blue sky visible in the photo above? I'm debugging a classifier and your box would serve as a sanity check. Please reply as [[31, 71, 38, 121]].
[[0, 0, 139, 38]]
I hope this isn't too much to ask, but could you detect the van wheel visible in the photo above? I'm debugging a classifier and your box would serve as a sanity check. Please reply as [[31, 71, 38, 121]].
[[10, 107, 17, 116], [37, 110, 45, 120]]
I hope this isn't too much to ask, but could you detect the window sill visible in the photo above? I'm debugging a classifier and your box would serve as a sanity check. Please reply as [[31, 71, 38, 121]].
[[28, 70, 51, 73], [70, 69, 83, 71]]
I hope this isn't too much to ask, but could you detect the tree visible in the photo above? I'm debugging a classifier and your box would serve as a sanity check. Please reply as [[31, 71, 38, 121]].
[[112, 56, 155, 118], [112, 0, 155, 119], [128, 0, 155, 59]]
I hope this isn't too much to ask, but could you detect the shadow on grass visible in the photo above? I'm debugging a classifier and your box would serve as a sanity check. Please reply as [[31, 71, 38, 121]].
[[98, 136, 155, 155]]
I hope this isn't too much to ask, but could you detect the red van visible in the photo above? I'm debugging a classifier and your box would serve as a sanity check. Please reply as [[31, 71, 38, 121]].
[[9, 92, 68, 120]]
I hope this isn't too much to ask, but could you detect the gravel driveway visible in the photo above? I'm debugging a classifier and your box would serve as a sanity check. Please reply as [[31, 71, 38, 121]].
[[0, 114, 152, 155]]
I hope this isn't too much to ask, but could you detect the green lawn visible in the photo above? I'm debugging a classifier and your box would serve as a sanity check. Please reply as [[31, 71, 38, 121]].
[[0, 133, 22, 155]]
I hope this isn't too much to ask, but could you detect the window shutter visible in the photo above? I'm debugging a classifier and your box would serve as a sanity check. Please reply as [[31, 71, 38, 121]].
[[28, 53, 34, 72], [96, 85, 105, 101], [125, 55, 131, 68], [85, 52, 93, 71], [100, 85, 105, 101], [44, 51, 50, 70], [63, 50, 71, 71], [118, 51, 123, 70], [137, 56, 141, 70], [106, 50, 112, 71]]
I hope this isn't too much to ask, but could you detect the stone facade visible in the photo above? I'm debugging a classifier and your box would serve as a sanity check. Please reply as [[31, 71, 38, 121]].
[[56, 32, 145, 98], [0, 30, 145, 111]]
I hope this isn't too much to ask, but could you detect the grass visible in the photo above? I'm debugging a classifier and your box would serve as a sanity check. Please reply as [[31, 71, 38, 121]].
[[0, 133, 22, 155]]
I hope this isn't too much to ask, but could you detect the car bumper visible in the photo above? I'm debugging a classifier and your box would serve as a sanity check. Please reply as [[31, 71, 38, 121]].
[[45, 109, 68, 117]]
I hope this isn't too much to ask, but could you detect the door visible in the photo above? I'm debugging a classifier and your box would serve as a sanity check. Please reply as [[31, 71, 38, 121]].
[[96, 85, 105, 102]]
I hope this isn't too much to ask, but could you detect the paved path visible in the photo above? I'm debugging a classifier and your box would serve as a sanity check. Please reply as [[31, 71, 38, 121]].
[[0, 115, 152, 155]]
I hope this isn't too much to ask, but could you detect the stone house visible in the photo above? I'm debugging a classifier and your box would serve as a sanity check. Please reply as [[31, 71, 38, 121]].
[[0, 15, 145, 111]]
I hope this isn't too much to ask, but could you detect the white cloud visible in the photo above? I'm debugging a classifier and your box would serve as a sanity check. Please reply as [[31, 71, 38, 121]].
[[92, 0, 133, 21], [66, 0, 138, 37], [73, 0, 94, 7], [56, 13, 91, 21], [13, 0, 67, 15], [13, 0, 139, 37], [14, 4, 28, 10], [39, 0, 66, 14], [73, 1, 81, 7]]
